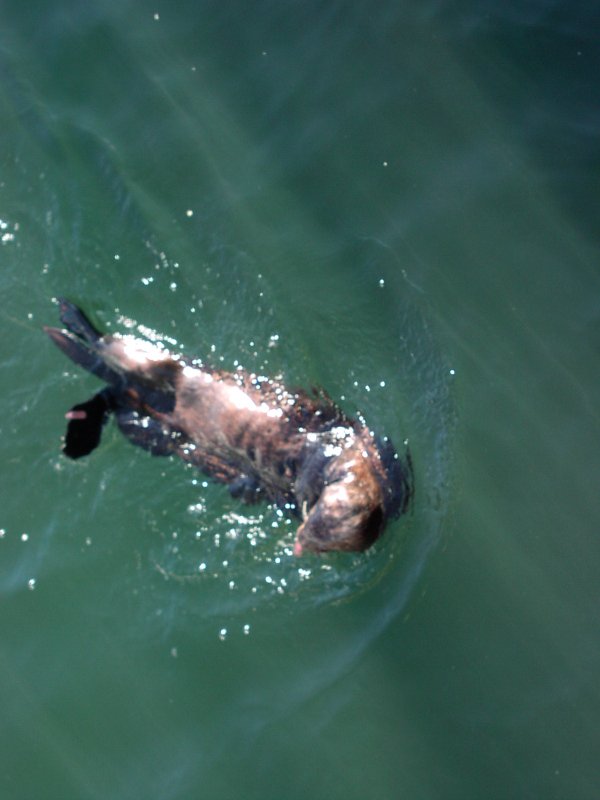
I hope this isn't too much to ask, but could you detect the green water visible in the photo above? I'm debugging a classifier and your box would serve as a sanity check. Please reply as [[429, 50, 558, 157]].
[[1, 2, 599, 798]]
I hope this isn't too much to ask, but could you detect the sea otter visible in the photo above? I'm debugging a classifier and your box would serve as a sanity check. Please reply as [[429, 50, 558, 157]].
[[44, 299, 412, 554]]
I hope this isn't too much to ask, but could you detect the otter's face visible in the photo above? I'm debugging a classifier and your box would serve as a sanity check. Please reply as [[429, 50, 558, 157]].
[[293, 467, 385, 554]]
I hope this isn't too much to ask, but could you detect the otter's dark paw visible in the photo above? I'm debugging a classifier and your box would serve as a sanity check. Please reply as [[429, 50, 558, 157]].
[[115, 411, 176, 456], [228, 475, 261, 503]]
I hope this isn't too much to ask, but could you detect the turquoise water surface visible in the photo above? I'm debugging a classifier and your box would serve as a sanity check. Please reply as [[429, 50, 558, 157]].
[[1, 2, 599, 798]]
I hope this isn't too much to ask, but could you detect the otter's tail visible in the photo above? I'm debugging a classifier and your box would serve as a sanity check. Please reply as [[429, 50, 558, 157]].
[[43, 298, 120, 384]]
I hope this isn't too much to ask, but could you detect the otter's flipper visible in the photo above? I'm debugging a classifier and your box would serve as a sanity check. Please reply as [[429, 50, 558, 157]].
[[63, 391, 114, 459], [45, 299, 178, 417], [57, 297, 103, 342], [44, 299, 121, 383], [44, 326, 119, 383]]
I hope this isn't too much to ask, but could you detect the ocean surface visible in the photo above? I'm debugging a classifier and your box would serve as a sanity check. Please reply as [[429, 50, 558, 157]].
[[1, 2, 599, 798]]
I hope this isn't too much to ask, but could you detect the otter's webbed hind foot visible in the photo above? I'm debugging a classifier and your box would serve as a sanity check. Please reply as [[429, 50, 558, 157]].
[[63, 390, 114, 459], [57, 297, 103, 343]]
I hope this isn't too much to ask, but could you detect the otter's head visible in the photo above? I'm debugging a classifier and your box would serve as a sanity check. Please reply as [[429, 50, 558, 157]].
[[293, 447, 386, 554]]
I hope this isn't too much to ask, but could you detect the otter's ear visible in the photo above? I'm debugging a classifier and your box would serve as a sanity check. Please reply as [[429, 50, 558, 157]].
[[63, 392, 112, 459]]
